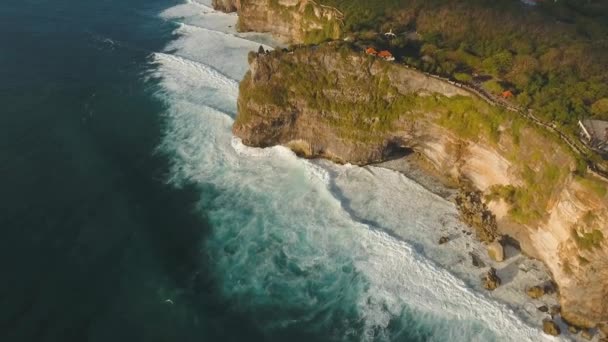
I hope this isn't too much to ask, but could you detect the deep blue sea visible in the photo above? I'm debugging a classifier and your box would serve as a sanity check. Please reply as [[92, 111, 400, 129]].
[[0, 1, 546, 341]]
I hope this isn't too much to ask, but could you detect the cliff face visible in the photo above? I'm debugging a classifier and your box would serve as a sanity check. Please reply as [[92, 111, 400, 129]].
[[212, 0, 240, 13], [233, 44, 608, 327], [213, 0, 342, 43]]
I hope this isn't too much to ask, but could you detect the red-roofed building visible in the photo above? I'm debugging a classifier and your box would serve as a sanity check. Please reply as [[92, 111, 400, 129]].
[[378, 50, 395, 61], [365, 47, 378, 56]]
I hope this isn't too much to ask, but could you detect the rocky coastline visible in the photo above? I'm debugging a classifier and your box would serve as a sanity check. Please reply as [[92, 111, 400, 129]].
[[214, 0, 608, 338]]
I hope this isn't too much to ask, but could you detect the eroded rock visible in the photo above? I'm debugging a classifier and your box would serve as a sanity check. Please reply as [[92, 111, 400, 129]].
[[482, 267, 501, 291], [455, 190, 498, 243], [527, 285, 545, 299], [469, 252, 486, 268], [487, 241, 504, 262], [542, 319, 561, 336]]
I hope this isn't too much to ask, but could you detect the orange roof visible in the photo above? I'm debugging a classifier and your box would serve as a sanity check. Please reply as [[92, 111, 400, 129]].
[[365, 47, 378, 55], [378, 50, 393, 58], [502, 90, 514, 98]]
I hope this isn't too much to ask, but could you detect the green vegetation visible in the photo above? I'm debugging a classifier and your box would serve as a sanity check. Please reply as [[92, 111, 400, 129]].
[[577, 175, 608, 198], [572, 228, 604, 251], [241, 44, 598, 224], [316, 0, 608, 129]]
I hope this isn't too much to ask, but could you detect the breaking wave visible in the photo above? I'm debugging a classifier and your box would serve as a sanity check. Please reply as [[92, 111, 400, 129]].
[[153, 1, 554, 341]]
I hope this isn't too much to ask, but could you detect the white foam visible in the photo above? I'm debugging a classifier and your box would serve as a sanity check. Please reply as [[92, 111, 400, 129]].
[[153, 4, 564, 341]]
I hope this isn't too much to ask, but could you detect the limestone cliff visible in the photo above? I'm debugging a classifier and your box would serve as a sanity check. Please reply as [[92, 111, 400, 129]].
[[212, 0, 240, 13], [213, 0, 342, 44], [233, 43, 608, 328]]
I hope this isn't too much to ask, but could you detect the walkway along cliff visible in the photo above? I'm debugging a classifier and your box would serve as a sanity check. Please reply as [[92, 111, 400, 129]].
[[215, 0, 608, 333]]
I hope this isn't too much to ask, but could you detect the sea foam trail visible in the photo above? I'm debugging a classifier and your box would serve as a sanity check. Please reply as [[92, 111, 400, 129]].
[[154, 3, 560, 341]]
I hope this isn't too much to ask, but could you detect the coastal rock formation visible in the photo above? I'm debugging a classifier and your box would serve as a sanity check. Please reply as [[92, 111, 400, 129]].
[[212, 0, 240, 12], [455, 190, 498, 243], [233, 43, 608, 327], [214, 0, 343, 43], [469, 252, 486, 268], [543, 319, 561, 336], [482, 267, 501, 291], [487, 241, 504, 262], [527, 285, 546, 299]]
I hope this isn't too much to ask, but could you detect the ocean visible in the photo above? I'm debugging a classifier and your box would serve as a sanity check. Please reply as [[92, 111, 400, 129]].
[[1, 0, 548, 341]]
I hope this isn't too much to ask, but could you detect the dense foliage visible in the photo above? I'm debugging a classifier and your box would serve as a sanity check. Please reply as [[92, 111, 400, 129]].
[[319, 0, 608, 128]]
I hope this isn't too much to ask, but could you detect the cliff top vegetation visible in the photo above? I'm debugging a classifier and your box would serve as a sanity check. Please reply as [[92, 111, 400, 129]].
[[316, 0, 608, 132]]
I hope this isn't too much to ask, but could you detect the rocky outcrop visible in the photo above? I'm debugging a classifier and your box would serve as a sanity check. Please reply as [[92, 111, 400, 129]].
[[455, 190, 498, 243], [487, 241, 504, 262], [233, 43, 608, 327], [543, 319, 561, 336], [214, 0, 343, 43], [212, 0, 240, 12], [482, 267, 501, 291], [527, 285, 546, 299]]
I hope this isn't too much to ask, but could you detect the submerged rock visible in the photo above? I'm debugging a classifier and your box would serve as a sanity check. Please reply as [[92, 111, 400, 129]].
[[487, 241, 504, 262], [469, 252, 486, 268], [438, 236, 450, 245], [543, 319, 561, 336], [568, 325, 580, 334], [482, 267, 501, 291], [538, 305, 549, 313]]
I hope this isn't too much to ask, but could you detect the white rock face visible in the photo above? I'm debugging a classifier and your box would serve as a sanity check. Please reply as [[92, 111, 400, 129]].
[[487, 241, 504, 262]]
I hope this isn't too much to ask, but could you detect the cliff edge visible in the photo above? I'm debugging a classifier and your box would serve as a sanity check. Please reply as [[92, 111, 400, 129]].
[[214, 0, 342, 44], [233, 43, 608, 329]]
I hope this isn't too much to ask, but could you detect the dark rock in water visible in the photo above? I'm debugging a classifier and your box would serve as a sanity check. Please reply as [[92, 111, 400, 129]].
[[482, 267, 501, 291], [544, 281, 557, 295], [455, 190, 498, 243], [438, 236, 450, 244], [527, 285, 545, 299], [542, 319, 561, 336], [469, 252, 486, 268], [538, 305, 549, 313], [550, 305, 561, 317]]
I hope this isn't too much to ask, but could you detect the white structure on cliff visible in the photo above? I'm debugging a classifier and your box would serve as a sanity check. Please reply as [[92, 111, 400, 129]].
[[579, 119, 608, 153]]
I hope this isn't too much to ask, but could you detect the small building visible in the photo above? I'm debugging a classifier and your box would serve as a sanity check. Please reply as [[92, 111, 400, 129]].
[[579, 119, 608, 153], [502, 90, 514, 99], [378, 50, 395, 61], [365, 47, 378, 56]]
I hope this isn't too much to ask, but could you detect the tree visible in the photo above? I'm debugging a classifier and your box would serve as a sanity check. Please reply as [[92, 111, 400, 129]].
[[591, 98, 608, 120]]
